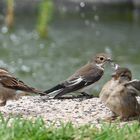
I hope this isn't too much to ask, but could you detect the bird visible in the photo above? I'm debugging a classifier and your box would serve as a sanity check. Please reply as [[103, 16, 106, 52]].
[[100, 67, 140, 121], [99, 63, 120, 103], [124, 79, 140, 96], [0, 68, 44, 106], [43, 53, 113, 99]]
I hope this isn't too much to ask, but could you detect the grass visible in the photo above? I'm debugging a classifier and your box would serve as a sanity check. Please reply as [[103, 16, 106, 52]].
[[0, 114, 140, 140]]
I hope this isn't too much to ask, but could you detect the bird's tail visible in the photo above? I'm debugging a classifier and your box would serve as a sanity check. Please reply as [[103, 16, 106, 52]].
[[29, 88, 46, 96], [42, 84, 65, 96], [17, 86, 45, 96]]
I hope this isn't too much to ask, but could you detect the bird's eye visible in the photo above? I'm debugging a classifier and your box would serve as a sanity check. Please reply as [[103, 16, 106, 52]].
[[100, 57, 104, 61], [120, 74, 125, 77]]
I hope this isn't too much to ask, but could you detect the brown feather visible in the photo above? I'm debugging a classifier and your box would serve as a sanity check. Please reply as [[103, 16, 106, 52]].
[[0, 69, 43, 94], [68, 63, 103, 81]]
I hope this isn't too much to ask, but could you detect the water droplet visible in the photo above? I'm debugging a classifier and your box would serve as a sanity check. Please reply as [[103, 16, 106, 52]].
[[62, 6, 67, 13], [1, 26, 8, 33], [94, 15, 99, 21], [105, 47, 112, 55], [84, 20, 90, 26], [80, 2, 85, 8], [0, 60, 7, 67], [21, 65, 31, 73], [39, 44, 44, 49], [10, 34, 18, 42]]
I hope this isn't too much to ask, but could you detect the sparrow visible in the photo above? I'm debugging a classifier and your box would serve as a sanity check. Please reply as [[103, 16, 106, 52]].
[[0, 68, 44, 106], [43, 53, 113, 99], [99, 63, 120, 103], [100, 67, 140, 120], [124, 79, 140, 96]]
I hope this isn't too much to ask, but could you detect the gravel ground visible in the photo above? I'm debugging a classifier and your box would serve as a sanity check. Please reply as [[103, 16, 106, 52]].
[[0, 96, 140, 126]]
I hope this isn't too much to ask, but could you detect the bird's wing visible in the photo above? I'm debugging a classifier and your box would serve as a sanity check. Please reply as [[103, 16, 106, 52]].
[[0, 75, 42, 94], [127, 79, 140, 91], [124, 79, 140, 96], [64, 64, 104, 89]]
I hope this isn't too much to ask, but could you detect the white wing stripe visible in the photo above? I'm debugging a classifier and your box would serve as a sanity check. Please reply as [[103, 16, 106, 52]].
[[50, 89, 63, 94], [67, 77, 83, 87]]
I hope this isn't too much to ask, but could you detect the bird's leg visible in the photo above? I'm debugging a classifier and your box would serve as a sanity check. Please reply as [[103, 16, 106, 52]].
[[119, 116, 129, 122], [15, 94, 22, 100], [103, 112, 118, 122], [111, 112, 117, 118], [54, 92, 93, 99], [80, 92, 93, 98]]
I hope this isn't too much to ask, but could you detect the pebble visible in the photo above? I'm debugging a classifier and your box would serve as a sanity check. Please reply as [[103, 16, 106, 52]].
[[0, 96, 140, 126]]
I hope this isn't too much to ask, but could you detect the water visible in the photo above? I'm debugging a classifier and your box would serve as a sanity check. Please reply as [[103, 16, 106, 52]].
[[0, 14, 139, 94]]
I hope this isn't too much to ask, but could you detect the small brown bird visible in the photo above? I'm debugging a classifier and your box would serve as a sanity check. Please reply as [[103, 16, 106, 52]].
[[99, 74, 119, 104], [0, 68, 44, 106], [100, 67, 140, 120], [124, 79, 140, 96], [99, 63, 120, 103], [44, 53, 113, 99]]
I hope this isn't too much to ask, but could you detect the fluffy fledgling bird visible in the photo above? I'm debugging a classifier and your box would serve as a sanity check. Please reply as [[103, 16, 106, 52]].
[[99, 63, 120, 104], [44, 53, 113, 99], [100, 67, 140, 120], [0, 68, 44, 106]]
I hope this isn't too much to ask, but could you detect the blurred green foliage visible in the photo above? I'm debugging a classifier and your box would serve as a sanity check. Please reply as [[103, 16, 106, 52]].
[[37, 0, 54, 38], [6, 0, 14, 30]]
